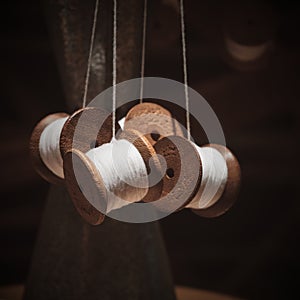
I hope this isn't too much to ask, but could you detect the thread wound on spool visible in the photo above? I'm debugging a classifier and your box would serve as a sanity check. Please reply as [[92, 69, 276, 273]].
[[39, 117, 68, 178], [186, 144, 228, 209], [85, 138, 148, 213]]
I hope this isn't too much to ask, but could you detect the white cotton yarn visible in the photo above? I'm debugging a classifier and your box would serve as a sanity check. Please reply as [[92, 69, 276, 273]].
[[86, 138, 148, 212], [186, 144, 228, 210], [39, 117, 68, 178], [118, 117, 125, 130]]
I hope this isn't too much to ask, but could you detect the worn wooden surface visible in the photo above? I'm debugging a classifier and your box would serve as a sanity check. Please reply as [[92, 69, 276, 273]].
[[62, 107, 117, 225], [117, 129, 163, 202], [125, 102, 184, 145], [154, 136, 201, 212], [64, 149, 106, 225]]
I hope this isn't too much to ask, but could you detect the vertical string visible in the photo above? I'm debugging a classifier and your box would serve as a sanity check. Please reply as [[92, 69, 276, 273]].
[[139, 0, 148, 103], [112, 0, 117, 138], [180, 0, 191, 141], [82, 0, 100, 108]]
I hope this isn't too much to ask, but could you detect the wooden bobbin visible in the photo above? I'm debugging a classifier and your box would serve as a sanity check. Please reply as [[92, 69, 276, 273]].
[[30, 112, 69, 185], [124, 102, 183, 146], [153, 136, 201, 212], [30, 107, 114, 185], [64, 128, 163, 225], [154, 136, 241, 217], [191, 144, 241, 218], [116, 129, 163, 202]]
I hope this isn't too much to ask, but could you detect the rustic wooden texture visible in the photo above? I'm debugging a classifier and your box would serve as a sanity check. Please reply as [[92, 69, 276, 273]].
[[60, 107, 115, 155], [124, 102, 184, 146], [24, 0, 176, 299], [62, 107, 117, 224], [30, 112, 69, 185], [153, 136, 201, 212], [154, 137, 241, 217], [64, 149, 106, 225], [191, 144, 241, 218], [64, 128, 164, 225], [30, 107, 113, 185], [117, 129, 163, 202]]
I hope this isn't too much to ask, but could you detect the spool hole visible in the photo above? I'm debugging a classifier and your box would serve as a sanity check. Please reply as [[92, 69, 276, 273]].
[[166, 168, 174, 179], [150, 131, 160, 141]]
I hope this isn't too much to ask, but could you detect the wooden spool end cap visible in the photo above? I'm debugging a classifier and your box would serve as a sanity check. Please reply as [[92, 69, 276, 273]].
[[62, 107, 118, 225], [117, 128, 163, 202], [124, 102, 183, 146], [191, 144, 241, 218], [30, 112, 69, 185], [153, 136, 202, 212], [61, 106, 117, 156], [64, 149, 106, 225]]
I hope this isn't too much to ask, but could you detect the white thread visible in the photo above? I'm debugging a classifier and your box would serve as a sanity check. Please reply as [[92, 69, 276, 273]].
[[82, 0, 100, 108], [112, 0, 117, 138], [139, 0, 148, 103], [118, 117, 125, 130], [180, 0, 191, 141], [186, 144, 228, 209], [86, 139, 148, 212], [39, 117, 68, 178]]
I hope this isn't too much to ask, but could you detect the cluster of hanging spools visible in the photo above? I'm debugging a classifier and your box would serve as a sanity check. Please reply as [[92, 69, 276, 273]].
[[29, 0, 240, 225], [30, 102, 240, 225]]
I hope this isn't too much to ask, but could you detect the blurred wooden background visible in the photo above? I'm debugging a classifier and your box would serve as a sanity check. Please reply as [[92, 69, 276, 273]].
[[0, 0, 299, 299]]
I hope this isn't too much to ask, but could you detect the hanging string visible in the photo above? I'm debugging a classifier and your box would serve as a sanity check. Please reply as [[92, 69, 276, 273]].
[[179, 0, 191, 141], [112, 0, 117, 138], [82, 0, 100, 108], [139, 0, 148, 103]]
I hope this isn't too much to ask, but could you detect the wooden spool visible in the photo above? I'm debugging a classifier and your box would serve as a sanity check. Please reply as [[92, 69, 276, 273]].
[[30, 107, 114, 185], [30, 112, 69, 185], [117, 129, 163, 202], [124, 102, 183, 146], [154, 136, 241, 217], [192, 144, 241, 218], [64, 128, 163, 225], [153, 136, 201, 212]]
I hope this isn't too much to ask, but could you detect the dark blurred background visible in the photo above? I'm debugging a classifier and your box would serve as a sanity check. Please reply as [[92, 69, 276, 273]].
[[0, 0, 299, 299]]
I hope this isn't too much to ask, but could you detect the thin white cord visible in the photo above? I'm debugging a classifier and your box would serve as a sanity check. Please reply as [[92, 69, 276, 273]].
[[186, 144, 228, 209], [86, 139, 148, 212], [179, 0, 191, 141], [39, 117, 69, 178], [82, 0, 100, 108], [140, 0, 148, 103], [112, 0, 117, 138]]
